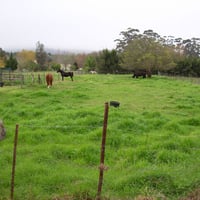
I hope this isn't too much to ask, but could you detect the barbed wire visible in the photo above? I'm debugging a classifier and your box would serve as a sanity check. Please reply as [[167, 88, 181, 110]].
[[1, 123, 199, 141], [19, 124, 102, 129]]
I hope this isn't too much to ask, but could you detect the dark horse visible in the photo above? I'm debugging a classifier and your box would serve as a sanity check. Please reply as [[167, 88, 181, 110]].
[[57, 69, 73, 81], [132, 69, 152, 78], [46, 73, 53, 88]]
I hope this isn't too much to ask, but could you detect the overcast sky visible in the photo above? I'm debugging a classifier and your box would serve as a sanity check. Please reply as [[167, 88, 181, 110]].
[[1, 0, 200, 52]]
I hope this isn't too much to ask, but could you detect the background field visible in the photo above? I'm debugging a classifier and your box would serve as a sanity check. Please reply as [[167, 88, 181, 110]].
[[1, 74, 200, 200]]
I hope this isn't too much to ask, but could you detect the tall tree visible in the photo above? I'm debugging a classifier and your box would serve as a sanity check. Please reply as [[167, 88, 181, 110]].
[[182, 38, 200, 57], [115, 28, 179, 72], [96, 49, 121, 73], [5, 53, 18, 71], [84, 56, 96, 72], [0, 48, 6, 68], [35, 41, 47, 70], [16, 50, 35, 71], [120, 36, 176, 72], [114, 28, 141, 52]]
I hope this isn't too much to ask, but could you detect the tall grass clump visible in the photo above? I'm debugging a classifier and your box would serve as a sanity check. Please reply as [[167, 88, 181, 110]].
[[0, 74, 200, 199]]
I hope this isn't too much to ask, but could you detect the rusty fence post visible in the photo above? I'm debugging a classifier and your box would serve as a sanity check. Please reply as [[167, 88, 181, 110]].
[[96, 102, 109, 200], [10, 124, 19, 200]]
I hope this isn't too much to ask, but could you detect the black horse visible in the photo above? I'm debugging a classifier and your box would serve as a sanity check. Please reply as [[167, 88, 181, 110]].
[[132, 69, 147, 78], [57, 69, 73, 81], [132, 69, 152, 78]]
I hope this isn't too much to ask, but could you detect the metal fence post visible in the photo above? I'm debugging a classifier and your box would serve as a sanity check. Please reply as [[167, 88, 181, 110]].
[[96, 102, 109, 200], [11, 124, 19, 200]]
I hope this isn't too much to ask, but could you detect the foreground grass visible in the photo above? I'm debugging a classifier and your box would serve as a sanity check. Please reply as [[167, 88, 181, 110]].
[[0, 74, 200, 200]]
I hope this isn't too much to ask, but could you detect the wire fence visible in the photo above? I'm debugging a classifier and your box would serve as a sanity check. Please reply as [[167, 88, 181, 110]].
[[0, 71, 137, 88], [1, 74, 200, 199], [1, 119, 200, 199], [0, 70, 79, 87], [3, 121, 200, 156]]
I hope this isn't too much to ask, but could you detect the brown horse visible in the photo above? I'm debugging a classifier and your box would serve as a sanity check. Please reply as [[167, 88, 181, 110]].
[[46, 73, 53, 88]]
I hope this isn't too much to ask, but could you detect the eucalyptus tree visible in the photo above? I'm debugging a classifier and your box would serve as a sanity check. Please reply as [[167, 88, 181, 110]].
[[115, 27, 200, 76], [114, 28, 141, 53], [159, 36, 200, 58], [182, 38, 200, 57], [115, 28, 178, 73]]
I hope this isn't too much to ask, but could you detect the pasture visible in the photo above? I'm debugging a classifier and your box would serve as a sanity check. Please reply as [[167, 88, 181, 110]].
[[0, 74, 200, 200]]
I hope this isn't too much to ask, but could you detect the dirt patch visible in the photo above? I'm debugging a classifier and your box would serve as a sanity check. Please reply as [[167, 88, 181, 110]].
[[179, 188, 200, 200], [52, 189, 200, 200], [135, 196, 154, 200]]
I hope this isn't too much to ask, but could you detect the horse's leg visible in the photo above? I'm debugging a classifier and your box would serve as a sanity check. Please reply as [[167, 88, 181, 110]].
[[62, 76, 64, 81], [47, 80, 49, 88]]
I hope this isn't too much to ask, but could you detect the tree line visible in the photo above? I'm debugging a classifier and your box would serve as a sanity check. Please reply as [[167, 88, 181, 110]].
[[1, 28, 200, 76], [114, 28, 200, 76]]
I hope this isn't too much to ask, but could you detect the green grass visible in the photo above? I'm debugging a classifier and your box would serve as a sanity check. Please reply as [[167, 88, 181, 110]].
[[1, 74, 200, 199]]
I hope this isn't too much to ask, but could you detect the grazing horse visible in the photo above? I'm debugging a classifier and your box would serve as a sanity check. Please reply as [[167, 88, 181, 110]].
[[46, 73, 53, 88], [57, 69, 73, 81], [132, 69, 152, 79]]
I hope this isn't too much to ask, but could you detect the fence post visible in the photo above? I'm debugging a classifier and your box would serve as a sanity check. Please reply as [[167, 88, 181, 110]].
[[20, 73, 24, 88], [96, 102, 109, 200], [38, 74, 41, 84], [10, 124, 19, 200]]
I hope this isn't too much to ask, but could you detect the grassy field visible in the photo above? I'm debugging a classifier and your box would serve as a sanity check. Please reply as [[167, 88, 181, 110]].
[[0, 74, 200, 200]]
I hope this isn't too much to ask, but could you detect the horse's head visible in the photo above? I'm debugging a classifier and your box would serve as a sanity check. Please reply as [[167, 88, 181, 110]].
[[56, 69, 61, 73]]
